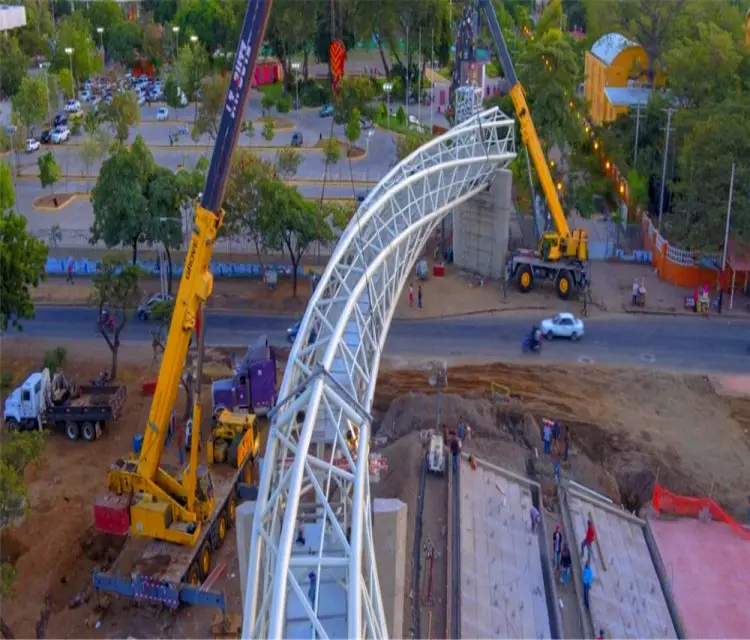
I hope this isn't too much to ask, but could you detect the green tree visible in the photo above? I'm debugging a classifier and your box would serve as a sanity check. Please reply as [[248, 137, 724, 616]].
[[0, 161, 14, 210], [194, 72, 229, 140], [222, 150, 277, 267], [535, 0, 564, 37], [58, 67, 75, 100], [11, 76, 47, 135], [267, 0, 318, 89], [106, 20, 144, 67], [104, 90, 141, 143], [0, 210, 48, 332], [175, 41, 209, 107], [261, 181, 333, 296], [276, 94, 293, 114], [276, 147, 302, 179], [396, 130, 431, 160], [261, 93, 276, 115], [88, 254, 142, 379], [262, 118, 276, 143], [322, 137, 341, 169], [241, 120, 255, 146], [175, 0, 239, 53], [345, 107, 362, 151], [17, 0, 54, 57], [37, 152, 61, 194], [163, 73, 182, 114], [0, 36, 28, 99], [326, 200, 356, 232], [52, 14, 100, 84], [80, 130, 110, 189], [145, 167, 183, 294], [396, 105, 406, 127], [86, 0, 125, 37], [83, 109, 102, 137], [90, 140, 152, 263]]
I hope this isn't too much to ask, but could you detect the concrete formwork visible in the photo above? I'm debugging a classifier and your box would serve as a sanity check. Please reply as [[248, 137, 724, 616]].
[[452, 170, 512, 279]]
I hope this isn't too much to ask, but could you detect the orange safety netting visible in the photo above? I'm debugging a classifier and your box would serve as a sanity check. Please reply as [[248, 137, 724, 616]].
[[652, 483, 750, 541]]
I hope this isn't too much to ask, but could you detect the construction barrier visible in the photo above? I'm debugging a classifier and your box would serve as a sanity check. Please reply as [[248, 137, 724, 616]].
[[651, 483, 750, 541]]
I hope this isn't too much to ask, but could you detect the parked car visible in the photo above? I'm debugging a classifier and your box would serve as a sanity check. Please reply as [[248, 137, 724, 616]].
[[50, 126, 70, 144], [64, 99, 81, 112], [26, 138, 40, 153], [69, 108, 84, 119], [156, 107, 169, 121], [136, 293, 174, 321], [291, 131, 303, 146], [360, 117, 373, 130], [286, 318, 318, 345], [53, 113, 68, 127], [319, 103, 334, 117], [540, 312, 585, 340], [79, 90, 91, 102], [40, 129, 52, 144]]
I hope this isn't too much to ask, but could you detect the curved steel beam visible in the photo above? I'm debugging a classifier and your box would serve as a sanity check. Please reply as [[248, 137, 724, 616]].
[[243, 107, 516, 640]]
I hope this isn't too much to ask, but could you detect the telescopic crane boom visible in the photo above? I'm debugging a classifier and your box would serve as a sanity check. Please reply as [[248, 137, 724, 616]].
[[101, 0, 274, 547], [478, 0, 588, 263]]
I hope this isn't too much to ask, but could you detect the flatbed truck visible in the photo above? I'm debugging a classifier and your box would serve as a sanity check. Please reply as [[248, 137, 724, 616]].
[[93, 459, 257, 611], [3, 369, 127, 442]]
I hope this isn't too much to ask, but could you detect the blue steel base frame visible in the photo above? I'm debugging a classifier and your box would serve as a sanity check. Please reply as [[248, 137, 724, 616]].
[[92, 571, 226, 611]]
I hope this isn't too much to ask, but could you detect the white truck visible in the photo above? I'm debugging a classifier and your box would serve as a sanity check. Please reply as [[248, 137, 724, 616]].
[[3, 369, 127, 442]]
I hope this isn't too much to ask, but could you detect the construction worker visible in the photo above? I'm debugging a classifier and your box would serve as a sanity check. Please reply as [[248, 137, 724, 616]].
[[581, 518, 596, 563], [552, 524, 563, 570], [450, 436, 460, 474], [582, 560, 594, 609], [560, 543, 572, 585]]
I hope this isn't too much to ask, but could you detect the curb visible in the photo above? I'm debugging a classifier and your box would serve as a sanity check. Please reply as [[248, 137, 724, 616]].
[[621, 304, 750, 321]]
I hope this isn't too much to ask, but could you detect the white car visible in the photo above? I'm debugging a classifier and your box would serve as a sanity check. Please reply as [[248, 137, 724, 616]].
[[156, 107, 169, 121], [541, 312, 585, 341], [26, 138, 40, 153], [137, 93, 146, 106], [64, 99, 81, 112], [50, 126, 70, 144]]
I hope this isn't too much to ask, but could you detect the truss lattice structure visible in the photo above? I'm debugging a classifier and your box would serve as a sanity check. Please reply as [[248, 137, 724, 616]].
[[242, 108, 516, 640]]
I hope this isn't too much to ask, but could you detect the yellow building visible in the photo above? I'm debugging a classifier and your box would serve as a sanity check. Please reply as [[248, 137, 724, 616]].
[[584, 33, 663, 125]]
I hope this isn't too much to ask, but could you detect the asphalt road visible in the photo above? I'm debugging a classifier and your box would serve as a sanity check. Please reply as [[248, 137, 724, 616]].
[[8, 306, 750, 374]]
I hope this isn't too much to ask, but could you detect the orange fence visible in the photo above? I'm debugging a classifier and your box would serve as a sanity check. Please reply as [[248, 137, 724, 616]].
[[652, 483, 750, 541]]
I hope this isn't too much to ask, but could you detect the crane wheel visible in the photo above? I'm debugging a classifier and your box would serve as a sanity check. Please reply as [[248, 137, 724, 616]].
[[5, 419, 19, 433], [187, 563, 201, 585], [518, 265, 534, 293], [216, 512, 227, 548], [226, 494, 237, 528], [199, 544, 211, 581], [556, 271, 573, 300]]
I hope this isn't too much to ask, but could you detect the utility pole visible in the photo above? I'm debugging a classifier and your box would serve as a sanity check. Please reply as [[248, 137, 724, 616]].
[[406, 24, 410, 114], [430, 29, 434, 132], [418, 28, 422, 124], [631, 102, 644, 165], [721, 162, 736, 270], [657, 107, 675, 232]]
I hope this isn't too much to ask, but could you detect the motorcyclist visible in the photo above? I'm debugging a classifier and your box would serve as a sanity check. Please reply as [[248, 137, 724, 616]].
[[529, 325, 541, 350]]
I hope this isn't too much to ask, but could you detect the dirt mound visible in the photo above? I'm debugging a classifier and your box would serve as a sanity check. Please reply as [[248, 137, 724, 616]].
[[0, 529, 29, 564], [377, 392, 500, 441], [374, 432, 425, 504]]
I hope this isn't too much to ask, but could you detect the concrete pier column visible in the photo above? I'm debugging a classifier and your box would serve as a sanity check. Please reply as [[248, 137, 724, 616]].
[[453, 169, 512, 279], [372, 498, 408, 638], [236, 500, 256, 603]]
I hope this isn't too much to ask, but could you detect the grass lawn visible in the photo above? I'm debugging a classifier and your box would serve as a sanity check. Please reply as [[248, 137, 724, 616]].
[[373, 114, 418, 136]]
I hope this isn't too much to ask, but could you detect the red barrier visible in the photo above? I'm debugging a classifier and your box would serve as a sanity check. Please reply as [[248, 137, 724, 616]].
[[652, 483, 750, 541]]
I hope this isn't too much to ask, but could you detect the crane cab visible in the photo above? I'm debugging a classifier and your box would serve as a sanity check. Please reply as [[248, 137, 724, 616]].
[[538, 228, 589, 262]]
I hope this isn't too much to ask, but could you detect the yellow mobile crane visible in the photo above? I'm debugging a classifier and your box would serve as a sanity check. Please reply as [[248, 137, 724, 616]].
[[92, 0, 273, 605], [476, 0, 589, 299]]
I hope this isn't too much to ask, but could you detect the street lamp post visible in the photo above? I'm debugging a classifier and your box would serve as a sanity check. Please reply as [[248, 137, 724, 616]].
[[291, 61, 300, 120], [40, 62, 52, 128], [190, 35, 199, 122], [64, 47, 75, 94], [172, 26, 180, 59], [383, 82, 393, 130], [96, 27, 105, 60]]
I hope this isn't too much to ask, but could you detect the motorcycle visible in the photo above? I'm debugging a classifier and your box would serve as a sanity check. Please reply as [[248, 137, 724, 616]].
[[90, 369, 111, 387], [98, 309, 115, 332], [522, 336, 542, 353]]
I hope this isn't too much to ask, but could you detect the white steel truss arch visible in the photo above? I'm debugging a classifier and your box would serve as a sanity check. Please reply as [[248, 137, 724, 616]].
[[243, 108, 516, 640]]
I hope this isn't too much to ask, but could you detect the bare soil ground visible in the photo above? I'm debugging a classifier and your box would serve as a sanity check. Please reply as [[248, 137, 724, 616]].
[[2, 340, 749, 639], [32, 193, 78, 210]]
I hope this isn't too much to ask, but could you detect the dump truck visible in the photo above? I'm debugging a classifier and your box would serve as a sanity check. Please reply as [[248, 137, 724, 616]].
[[3, 369, 127, 442]]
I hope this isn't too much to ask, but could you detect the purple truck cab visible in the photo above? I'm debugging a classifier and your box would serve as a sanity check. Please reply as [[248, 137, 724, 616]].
[[211, 336, 278, 417]]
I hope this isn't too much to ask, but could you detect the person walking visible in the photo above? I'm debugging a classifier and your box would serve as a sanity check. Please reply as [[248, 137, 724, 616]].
[[66, 261, 75, 284], [560, 543, 572, 584], [581, 518, 596, 562], [554, 459, 561, 485], [563, 425, 571, 464], [543, 420, 552, 455], [417, 285, 423, 309], [552, 420, 561, 455], [308, 571, 317, 605], [552, 524, 563, 571], [408, 283, 414, 307], [582, 560, 594, 609], [450, 436, 460, 474]]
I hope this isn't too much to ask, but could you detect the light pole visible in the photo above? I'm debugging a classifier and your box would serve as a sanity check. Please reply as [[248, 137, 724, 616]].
[[64, 47, 75, 94], [96, 27, 105, 60], [172, 26, 180, 59], [40, 62, 52, 128], [190, 35, 199, 122], [291, 61, 300, 120], [383, 82, 393, 130]]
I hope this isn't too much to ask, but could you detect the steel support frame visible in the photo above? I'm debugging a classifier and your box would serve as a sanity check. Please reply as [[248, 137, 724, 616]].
[[243, 108, 516, 639]]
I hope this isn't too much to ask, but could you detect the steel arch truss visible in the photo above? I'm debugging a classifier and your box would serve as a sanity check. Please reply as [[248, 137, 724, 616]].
[[243, 108, 516, 640]]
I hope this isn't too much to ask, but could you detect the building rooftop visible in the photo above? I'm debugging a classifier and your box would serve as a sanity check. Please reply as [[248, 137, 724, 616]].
[[567, 493, 677, 639], [460, 460, 552, 639], [0, 4, 26, 31], [604, 86, 652, 107], [591, 32, 638, 66]]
